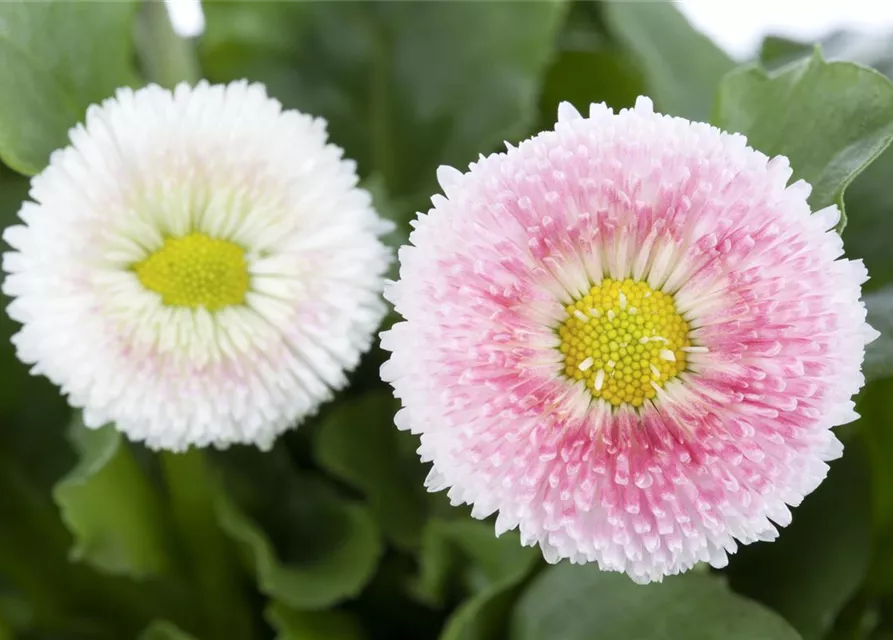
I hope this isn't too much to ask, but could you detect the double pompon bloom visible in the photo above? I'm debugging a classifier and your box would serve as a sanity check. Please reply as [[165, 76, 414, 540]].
[[2, 81, 392, 451], [382, 97, 877, 583]]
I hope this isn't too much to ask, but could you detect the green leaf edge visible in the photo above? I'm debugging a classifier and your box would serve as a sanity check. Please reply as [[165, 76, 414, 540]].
[[713, 47, 893, 233], [51, 418, 172, 579], [439, 554, 539, 640], [214, 490, 384, 611], [0, 0, 141, 176], [265, 601, 366, 640]]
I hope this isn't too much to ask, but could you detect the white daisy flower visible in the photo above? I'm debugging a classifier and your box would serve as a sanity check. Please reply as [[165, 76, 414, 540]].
[[2, 81, 392, 451]]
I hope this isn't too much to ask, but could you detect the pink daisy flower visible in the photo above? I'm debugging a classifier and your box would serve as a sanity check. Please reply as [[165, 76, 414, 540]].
[[381, 97, 877, 583]]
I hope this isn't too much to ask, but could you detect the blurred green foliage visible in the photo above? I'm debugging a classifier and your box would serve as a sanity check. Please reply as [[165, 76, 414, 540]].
[[0, 1, 890, 639]]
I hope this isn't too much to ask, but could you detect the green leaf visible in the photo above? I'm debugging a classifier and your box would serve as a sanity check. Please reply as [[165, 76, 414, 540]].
[[213, 447, 383, 610], [758, 32, 893, 290], [138, 620, 199, 640], [432, 522, 540, 640], [266, 602, 366, 640], [602, 0, 735, 121], [510, 566, 801, 640], [414, 519, 537, 608], [407, 519, 540, 640], [440, 581, 528, 640], [823, 39, 893, 291], [726, 447, 871, 639], [714, 50, 893, 231], [314, 392, 429, 550], [52, 416, 173, 578], [201, 1, 566, 205], [0, 372, 188, 635], [0, 1, 140, 174]]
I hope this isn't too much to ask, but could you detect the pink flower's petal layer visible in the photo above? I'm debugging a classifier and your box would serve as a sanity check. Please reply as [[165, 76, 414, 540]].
[[381, 97, 874, 583]]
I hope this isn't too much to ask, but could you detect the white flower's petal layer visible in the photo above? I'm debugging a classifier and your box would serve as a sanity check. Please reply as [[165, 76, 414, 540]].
[[3, 81, 391, 451], [382, 98, 873, 582]]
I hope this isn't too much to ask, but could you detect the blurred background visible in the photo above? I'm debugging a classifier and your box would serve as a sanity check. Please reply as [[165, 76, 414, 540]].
[[167, 0, 893, 60], [0, 1, 892, 640]]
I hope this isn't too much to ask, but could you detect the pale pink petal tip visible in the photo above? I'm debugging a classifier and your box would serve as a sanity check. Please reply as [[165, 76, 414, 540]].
[[436, 164, 463, 192], [557, 101, 583, 123], [382, 95, 875, 583], [634, 95, 654, 113]]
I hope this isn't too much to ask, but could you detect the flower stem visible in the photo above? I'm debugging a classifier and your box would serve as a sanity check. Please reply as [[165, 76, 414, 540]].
[[161, 448, 255, 639]]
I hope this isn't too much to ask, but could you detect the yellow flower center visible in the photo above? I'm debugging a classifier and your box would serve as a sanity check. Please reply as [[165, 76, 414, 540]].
[[557, 278, 691, 408], [134, 232, 249, 310]]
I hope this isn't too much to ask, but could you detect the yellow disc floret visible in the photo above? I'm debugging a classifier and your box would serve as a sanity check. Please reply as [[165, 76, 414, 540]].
[[557, 278, 691, 408], [134, 232, 249, 310]]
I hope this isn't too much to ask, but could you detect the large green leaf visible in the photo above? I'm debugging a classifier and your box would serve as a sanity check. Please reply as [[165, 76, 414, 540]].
[[266, 602, 366, 640], [816, 37, 893, 291], [213, 446, 383, 610], [726, 447, 871, 639], [314, 393, 428, 550], [53, 417, 173, 579], [714, 50, 893, 231], [201, 1, 566, 206], [510, 566, 801, 640], [755, 33, 893, 289], [601, 0, 734, 121], [0, 1, 139, 174]]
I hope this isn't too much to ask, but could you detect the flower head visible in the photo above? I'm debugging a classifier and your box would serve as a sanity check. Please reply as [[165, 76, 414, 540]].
[[381, 97, 877, 583], [3, 81, 391, 451]]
